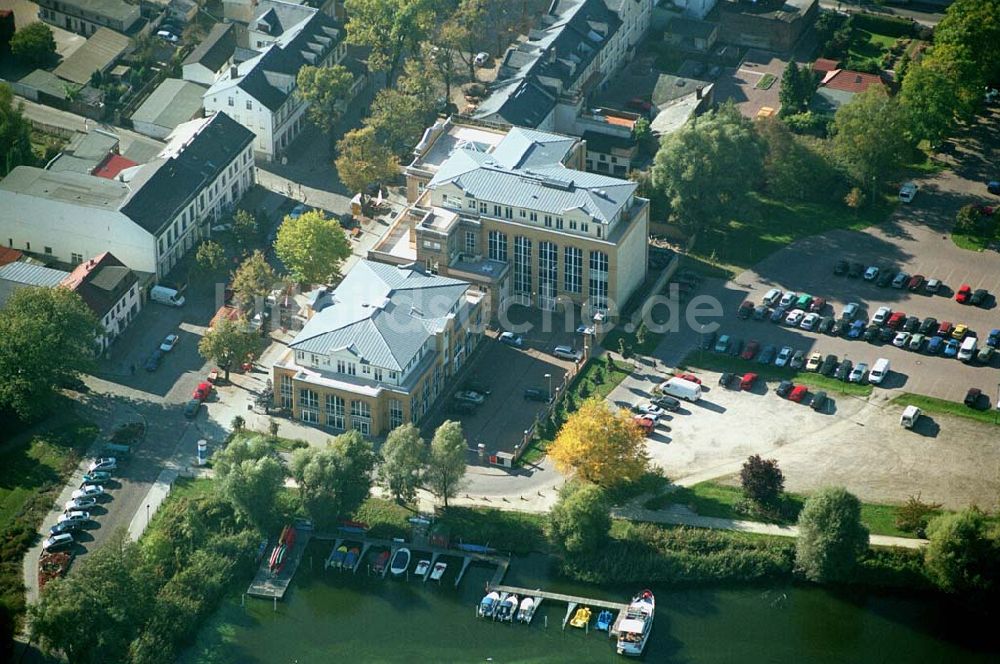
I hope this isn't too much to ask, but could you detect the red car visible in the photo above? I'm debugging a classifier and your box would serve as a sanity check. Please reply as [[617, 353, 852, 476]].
[[808, 297, 826, 313], [633, 415, 655, 434], [677, 372, 702, 385], [886, 311, 906, 330], [740, 372, 758, 390], [741, 340, 760, 361], [193, 381, 213, 401], [788, 385, 808, 402], [956, 284, 973, 303], [937, 321, 954, 337]]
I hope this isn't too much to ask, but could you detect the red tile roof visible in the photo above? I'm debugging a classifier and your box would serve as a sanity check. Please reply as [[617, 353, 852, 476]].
[[0, 247, 23, 266], [821, 69, 885, 94], [812, 58, 840, 73], [92, 153, 138, 179]]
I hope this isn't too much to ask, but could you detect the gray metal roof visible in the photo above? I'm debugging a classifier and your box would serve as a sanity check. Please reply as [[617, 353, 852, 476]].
[[0, 262, 70, 288], [53, 28, 130, 85], [289, 261, 469, 372], [130, 79, 206, 130]]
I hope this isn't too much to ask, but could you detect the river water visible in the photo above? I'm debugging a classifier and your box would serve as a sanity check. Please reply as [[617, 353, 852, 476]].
[[182, 544, 998, 663]]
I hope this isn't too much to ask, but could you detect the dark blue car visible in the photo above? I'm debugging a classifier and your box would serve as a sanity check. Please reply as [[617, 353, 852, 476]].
[[847, 320, 865, 339], [144, 349, 164, 372], [926, 336, 944, 354], [987, 328, 1000, 348]]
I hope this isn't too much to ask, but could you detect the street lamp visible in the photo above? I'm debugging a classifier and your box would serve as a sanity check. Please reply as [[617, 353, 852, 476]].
[[146, 503, 150, 529], [544, 373, 552, 399]]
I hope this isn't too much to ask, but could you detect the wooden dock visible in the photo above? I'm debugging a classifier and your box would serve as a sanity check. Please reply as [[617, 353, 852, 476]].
[[488, 584, 628, 634], [246, 529, 312, 600]]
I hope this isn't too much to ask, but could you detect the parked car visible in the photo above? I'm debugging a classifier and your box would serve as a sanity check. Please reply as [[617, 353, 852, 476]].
[[474, 51, 490, 66], [898, 181, 917, 203], [65, 497, 97, 512], [863, 266, 879, 281], [718, 372, 736, 388], [757, 345, 777, 365], [977, 346, 995, 364], [892, 272, 910, 289], [879, 326, 896, 342], [864, 324, 880, 342], [876, 270, 896, 288], [903, 316, 920, 333], [849, 362, 869, 383], [943, 339, 961, 358], [907, 275, 925, 292], [193, 382, 213, 401], [848, 262, 864, 278], [800, 312, 820, 330], [892, 331, 911, 348], [183, 399, 202, 419], [762, 288, 782, 306], [834, 359, 853, 381], [925, 278, 941, 294], [937, 321, 954, 337], [775, 346, 794, 367], [769, 305, 788, 323], [951, 323, 969, 340], [43, 533, 75, 552], [81, 471, 111, 485], [740, 372, 758, 390], [58, 511, 90, 526], [918, 317, 938, 336], [634, 403, 665, 418], [795, 294, 813, 310], [989, 180, 1000, 195], [886, 311, 906, 330], [676, 372, 702, 385], [159, 334, 180, 352], [632, 415, 656, 435], [753, 305, 768, 320], [740, 341, 760, 361], [987, 328, 1000, 348], [454, 390, 485, 405], [785, 309, 806, 327], [73, 485, 104, 500], [789, 385, 809, 402], [955, 284, 973, 303], [964, 388, 983, 409], [790, 350, 806, 370], [817, 316, 835, 334], [729, 338, 744, 357], [523, 387, 550, 402], [714, 334, 732, 353], [833, 260, 848, 276], [144, 350, 163, 372], [847, 320, 865, 339], [49, 522, 81, 536], [651, 395, 681, 411], [779, 291, 797, 308], [871, 306, 892, 326], [831, 319, 850, 337], [499, 332, 523, 347], [926, 335, 945, 354], [971, 289, 989, 307], [811, 391, 829, 411], [88, 458, 117, 473], [819, 354, 838, 376], [808, 297, 827, 313], [552, 345, 582, 361], [776, 380, 793, 397], [155, 29, 179, 43], [805, 352, 823, 371], [840, 302, 860, 321], [908, 333, 926, 351]]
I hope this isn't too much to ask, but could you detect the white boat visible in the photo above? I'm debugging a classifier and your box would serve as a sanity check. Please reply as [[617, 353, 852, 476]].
[[478, 591, 500, 618], [414, 559, 430, 576], [430, 561, 447, 581], [389, 547, 411, 576], [516, 597, 535, 623], [496, 593, 518, 622], [616, 590, 655, 657]]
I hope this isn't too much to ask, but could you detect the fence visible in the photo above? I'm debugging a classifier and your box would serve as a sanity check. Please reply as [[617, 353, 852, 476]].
[[510, 351, 586, 464]]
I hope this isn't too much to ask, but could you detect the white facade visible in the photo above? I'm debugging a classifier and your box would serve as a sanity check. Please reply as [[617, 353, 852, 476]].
[[95, 280, 142, 352]]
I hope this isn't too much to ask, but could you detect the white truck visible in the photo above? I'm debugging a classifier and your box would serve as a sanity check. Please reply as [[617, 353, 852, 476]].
[[657, 377, 702, 402], [900, 405, 922, 429], [150, 285, 185, 307]]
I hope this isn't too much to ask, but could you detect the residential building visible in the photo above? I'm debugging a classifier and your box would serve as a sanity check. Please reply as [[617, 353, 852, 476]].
[[811, 68, 886, 113], [182, 23, 238, 86], [61, 252, 141, 353], [52, 27, 131, 85], [0, 112, 255, 280], [716, 0, 818, 53], [130, 78, 206, 139], [373, 117, 649, 323], [575, 107, 643, 175], [204, 1, 351, 161], [0, 262, 70, 307], [36, 0, 141, 36], [46, 129, 121, 175], [473, 0, 654, 133], [272, 260, 485, 435], [664, 16, 719, 53]]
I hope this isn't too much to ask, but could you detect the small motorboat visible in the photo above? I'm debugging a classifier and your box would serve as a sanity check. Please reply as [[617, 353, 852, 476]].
[[516, 597, 534, 623], [595, 609, 614, 631], [478, 591, 500, 618], [389, 547, 411, 576], [327, 545, 348, 569], [496, 594, 518, 622], [372, 550, 390, 574], [616, 590, 655, 657], [343, 547, 360, 570], [569, 606, 592, 629], [414, 559, 430, 576], [430, 561, 447, 581]]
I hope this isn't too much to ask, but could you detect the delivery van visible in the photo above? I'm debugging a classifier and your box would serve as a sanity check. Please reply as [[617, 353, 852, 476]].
[[150, 285, 185, 307], [868, 358, 890, 385], [658, 377, 702, 402], [900, 405, 922, 429], [957, 336, 977, 363]]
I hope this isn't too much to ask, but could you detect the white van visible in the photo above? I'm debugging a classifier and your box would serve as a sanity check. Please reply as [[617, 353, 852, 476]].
[[957, 336, 977, 362], [900, 405, 922, 429], [868, 358, 890, 385], [658, 377, 702, 402], [150, 285, 185, 307]]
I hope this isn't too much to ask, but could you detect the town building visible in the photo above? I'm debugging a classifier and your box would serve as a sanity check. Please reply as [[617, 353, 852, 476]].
[[715, 0, 818, 53], [35, 0, 141, 36], [182, 22, 238, 86], [0, 262, 69, 307], [203, 1, 353, 161], [0, 112, 254, 280], [130, 78, 206, 139], [272, 260, 485, 435], [52, 27, 131, 86], [811, 67, 886, 113], [372, 117, 649, 323], [61, 252, 141, 353]]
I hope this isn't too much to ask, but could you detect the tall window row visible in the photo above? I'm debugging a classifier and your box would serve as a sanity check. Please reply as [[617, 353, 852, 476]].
[[564, 246, 582, 294], [513, 236, 532, 296], [588, 250, 609, 312], [488, 230, 507, 262], [538, 241, 557, 310]]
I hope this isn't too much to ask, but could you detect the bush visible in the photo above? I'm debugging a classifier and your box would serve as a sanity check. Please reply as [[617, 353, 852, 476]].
[[850, 12, 916, 38], [894, 494, 942, 535], [782, 111, 831, 138], [795, 487, 869, 583], [955, 204, 995, 237], [547, 482, 611, 556], [740, 455, 785, 511], [924, 509, 1000, 595]]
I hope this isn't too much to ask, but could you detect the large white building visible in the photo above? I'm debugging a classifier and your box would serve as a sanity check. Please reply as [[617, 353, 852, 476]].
[[0, 113, 255, 280], [204, 1, 350, 161]]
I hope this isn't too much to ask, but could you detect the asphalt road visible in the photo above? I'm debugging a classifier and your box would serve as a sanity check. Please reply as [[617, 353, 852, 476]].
[[817, 0, 946, 27]]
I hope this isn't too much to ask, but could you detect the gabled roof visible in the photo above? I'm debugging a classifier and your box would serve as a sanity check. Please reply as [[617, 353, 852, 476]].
[[289, 261, 469, 372], [61, 252, 137, 316], [812, 58, 840, 73], [0, 262, 70, 288], [0, 248, 23, 267], [53, 28, 130, 85], [130, 78, 206, 130], [182, 23, 236, 72], [821, 69, 884, 94]]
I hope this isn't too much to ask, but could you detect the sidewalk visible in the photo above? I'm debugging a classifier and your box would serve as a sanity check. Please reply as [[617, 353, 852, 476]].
[[612, 504, 928, 550]]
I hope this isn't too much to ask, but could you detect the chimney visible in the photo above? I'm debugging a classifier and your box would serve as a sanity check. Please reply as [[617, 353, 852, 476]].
[[230, 66, 239, 78], [696, 86, 703, 100]]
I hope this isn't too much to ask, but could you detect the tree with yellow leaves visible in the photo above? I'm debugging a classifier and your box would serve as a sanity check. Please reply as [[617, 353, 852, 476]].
[[548, 397, 649, 488]]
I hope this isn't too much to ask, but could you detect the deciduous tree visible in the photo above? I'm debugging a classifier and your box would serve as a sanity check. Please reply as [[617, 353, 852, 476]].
[[335, 126, 399, 194], [344, 0, 447, 81], [230, 250, 276, 311], [546, 481, 611, 556], [740, 454, 785, 511], [778, 61, 815, 116], [213, 435, 285, 531], [934, 0, 1000, 85], [296, 64, 355, 132], [0, 83, 35, 176], [196, 240, 227, 274], [377, 423, 427, 503], [795, 487, 869, 582], [549, 397, 649, 488], [274, 209, 351, 285], [924, 508, 1000, 595], [197, 316, 260, 381], [425, 420, 467, 507], [231, 209, 260, 255], [831, 87, 910, 199], [898, 59, 960, 147], [651, 102, 763, 240], [290, 431, 377, 527], [364, 88, 435, 158], [439, 0, 489, 80], [10, 23, 56, 67], [0, 287, 101, 420]]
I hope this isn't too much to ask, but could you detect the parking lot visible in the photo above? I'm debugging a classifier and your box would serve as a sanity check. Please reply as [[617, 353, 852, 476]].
[[712, 49, 788, 119], [609, 366, 1000, 511], [425, 305, 585, 457]]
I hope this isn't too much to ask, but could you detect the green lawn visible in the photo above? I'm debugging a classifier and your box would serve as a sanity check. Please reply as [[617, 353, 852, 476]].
[[951, 230, 997, 252], [693, 193, 895, 272], [891, 393, 1000, 427], [681, 352, 874, 397], [848, 29, 896, 61], [518, 357, 631, 465], [648, 481, 920, 538]]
